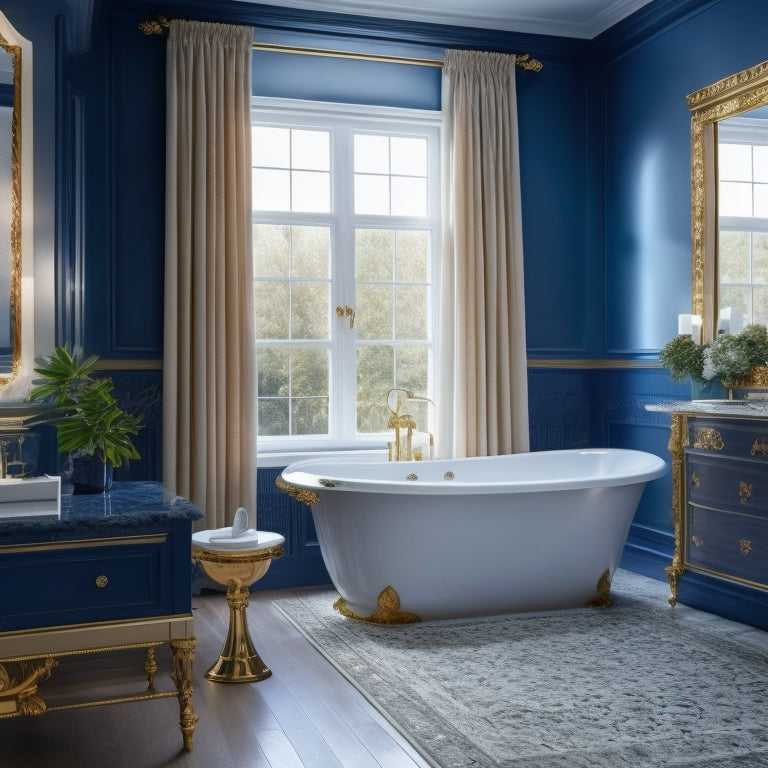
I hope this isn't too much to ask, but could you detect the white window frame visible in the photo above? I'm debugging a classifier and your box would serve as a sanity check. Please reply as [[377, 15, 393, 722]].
[[252, 97, 441, 461]]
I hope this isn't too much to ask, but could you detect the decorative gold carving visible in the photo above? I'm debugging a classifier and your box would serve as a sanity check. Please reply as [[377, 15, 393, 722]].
[[515, 53, 543, 72], [0, 658, 57, 716], [751, 438, 768, 456], [334, 586, 421, 625], [693, 427, 724, 451], [192, 543, 284, 566], [739, 481, 753, 504], [144, 647, 158, 693], [690, 472, 700, 488], [275, 474, 320, 506], [666, 413, 687, 606], [585, 570, 612, 608], [692, 535, 704, 547], [169, 638, 198, 752], [138, 15, 170, 35], [689, 59, 768, 336], [740, 538, 752, 556], [731, 366, 768, 389]]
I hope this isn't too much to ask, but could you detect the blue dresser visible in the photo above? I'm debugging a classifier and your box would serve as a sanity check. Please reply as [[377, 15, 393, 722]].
[[649, 401, 768, 631], [0, 482, 203, 751]]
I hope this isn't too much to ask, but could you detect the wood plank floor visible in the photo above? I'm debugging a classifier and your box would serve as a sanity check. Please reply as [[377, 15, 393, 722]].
[[0, 587, 432, 768]]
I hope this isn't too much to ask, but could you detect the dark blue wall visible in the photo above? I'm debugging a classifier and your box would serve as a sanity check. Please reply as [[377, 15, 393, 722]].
[[4, 0, 767, 584]]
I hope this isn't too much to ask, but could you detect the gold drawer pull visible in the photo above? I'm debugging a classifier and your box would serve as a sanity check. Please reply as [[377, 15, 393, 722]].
[[739, 481, 752, 504], [693, 428, 724, 451], [740, 538, 752, 556], [95, 575, 109, 588]]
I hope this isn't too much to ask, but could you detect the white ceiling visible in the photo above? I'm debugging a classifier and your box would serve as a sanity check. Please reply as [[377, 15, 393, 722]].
[[244, 0, 656, 38]]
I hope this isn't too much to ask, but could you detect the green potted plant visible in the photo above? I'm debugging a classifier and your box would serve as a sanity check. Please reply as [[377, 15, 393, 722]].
[[659, 324, 768, 398], [27, 346, 143, 493]]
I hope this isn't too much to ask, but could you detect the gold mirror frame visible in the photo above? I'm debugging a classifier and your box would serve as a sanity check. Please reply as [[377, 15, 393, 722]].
[[689, 59, 768, 342], [0, 31, 21, 377]]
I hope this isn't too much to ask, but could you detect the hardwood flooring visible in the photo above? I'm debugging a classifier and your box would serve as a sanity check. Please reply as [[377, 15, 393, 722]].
[[0, 587, 432, 768]]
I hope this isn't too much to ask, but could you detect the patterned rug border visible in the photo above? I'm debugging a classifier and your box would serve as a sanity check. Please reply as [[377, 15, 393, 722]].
[[273, 570, 768, 768]]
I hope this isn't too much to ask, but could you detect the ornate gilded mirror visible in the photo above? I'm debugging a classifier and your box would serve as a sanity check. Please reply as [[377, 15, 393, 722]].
[[689, 60, 768, 342]]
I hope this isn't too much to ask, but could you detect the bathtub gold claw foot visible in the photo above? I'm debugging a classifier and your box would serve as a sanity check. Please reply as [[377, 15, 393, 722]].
[[585, 570, 612, 608], [334, 586, 421, 625]]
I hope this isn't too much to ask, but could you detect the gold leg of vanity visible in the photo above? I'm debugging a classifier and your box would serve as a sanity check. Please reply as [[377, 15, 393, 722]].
[[666, 412, 687, 606], [169, 637, 198, 752]]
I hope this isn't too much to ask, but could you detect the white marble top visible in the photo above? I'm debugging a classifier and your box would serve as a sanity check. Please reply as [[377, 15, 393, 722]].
[[646, 399, 768, 416]]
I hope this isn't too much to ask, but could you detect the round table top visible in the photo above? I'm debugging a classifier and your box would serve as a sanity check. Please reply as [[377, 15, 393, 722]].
[[191, 529, 285, 553]]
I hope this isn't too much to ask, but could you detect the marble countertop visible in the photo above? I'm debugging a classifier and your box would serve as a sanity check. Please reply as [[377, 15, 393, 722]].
[[0, 481, 204, 542], [646, 399, 768, 416]]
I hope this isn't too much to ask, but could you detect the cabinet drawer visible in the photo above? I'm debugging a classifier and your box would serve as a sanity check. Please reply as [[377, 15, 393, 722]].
[[686, 454, 768, 514], [0, 535, 172, 632], [686, 505, 768, 587], [687, 417, 768, 461]]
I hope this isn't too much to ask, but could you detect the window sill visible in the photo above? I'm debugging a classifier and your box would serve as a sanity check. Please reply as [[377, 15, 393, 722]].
[[257, 448, 388, 469]]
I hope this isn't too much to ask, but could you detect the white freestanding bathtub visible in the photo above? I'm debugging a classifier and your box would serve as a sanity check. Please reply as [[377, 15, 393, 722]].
[[278, 449, 667, 622]]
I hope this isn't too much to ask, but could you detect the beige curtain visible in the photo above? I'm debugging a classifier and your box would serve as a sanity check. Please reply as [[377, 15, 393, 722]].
[[164, 19, 257, 529], [438, 49, 529, 458]]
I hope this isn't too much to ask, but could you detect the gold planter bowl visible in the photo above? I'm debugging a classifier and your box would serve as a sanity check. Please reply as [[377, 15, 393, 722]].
[[725, 366, 768, 390]]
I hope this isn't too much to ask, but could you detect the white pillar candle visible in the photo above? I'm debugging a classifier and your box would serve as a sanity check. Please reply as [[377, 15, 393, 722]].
[[678, 314, 693, 335], [691, 315, 702, 344]]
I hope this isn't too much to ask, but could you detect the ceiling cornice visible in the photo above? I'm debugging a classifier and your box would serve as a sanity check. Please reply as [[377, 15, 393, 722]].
[[230, 0, 656, 39]]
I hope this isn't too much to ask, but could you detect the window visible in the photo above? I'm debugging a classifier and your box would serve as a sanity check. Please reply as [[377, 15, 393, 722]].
[[718, 118, 768, 327], [252, 99, 440, 450]]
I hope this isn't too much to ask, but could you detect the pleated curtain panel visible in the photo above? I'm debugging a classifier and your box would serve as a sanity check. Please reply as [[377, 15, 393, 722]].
[[438, 49, 530, 458], [164, 19, 257, 529]]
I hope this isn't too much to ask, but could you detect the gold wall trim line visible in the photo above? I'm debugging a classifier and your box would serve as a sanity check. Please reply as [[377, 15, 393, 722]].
[[0, 534, 167, 554], [138, 16, 543, 72], [527, 359, 662, 369], [93, 359, 162, 371]]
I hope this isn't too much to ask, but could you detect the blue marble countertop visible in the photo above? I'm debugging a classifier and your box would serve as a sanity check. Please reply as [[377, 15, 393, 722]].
[[0, 481, 203, 543], [646, 399, 768, 416]]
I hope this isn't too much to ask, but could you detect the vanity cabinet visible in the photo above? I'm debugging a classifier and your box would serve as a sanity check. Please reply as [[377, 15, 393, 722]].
[[0, 482, 203, 751], [649, 402, 768, 630]]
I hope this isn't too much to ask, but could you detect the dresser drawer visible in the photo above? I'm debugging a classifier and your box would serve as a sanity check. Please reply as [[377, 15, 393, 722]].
[[686, 454, 768, 514], [686, 504, 768, 587], [687, 416, 768, 461], [0, 535, 172, 632]]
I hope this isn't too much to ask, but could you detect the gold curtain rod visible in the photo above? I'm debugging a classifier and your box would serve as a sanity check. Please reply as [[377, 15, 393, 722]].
[[138, 15, 543, 72]]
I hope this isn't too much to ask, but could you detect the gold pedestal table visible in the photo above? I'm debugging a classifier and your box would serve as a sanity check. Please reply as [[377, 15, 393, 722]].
[[191, 530, 284, 683]]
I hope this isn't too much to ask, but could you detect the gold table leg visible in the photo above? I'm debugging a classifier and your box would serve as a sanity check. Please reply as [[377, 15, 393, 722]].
[[205, 577, 272, 683]]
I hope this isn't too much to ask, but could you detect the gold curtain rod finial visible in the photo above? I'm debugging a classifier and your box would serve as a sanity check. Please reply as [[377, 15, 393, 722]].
[[515, 53, 543, 72], [138, 15, 170, 36]]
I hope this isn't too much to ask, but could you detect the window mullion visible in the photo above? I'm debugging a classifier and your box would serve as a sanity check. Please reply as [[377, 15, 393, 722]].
[[332, 124, 357, 441]]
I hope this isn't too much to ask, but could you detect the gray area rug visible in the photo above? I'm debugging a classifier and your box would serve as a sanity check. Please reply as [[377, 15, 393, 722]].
[[273, 570, 768, 768]]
